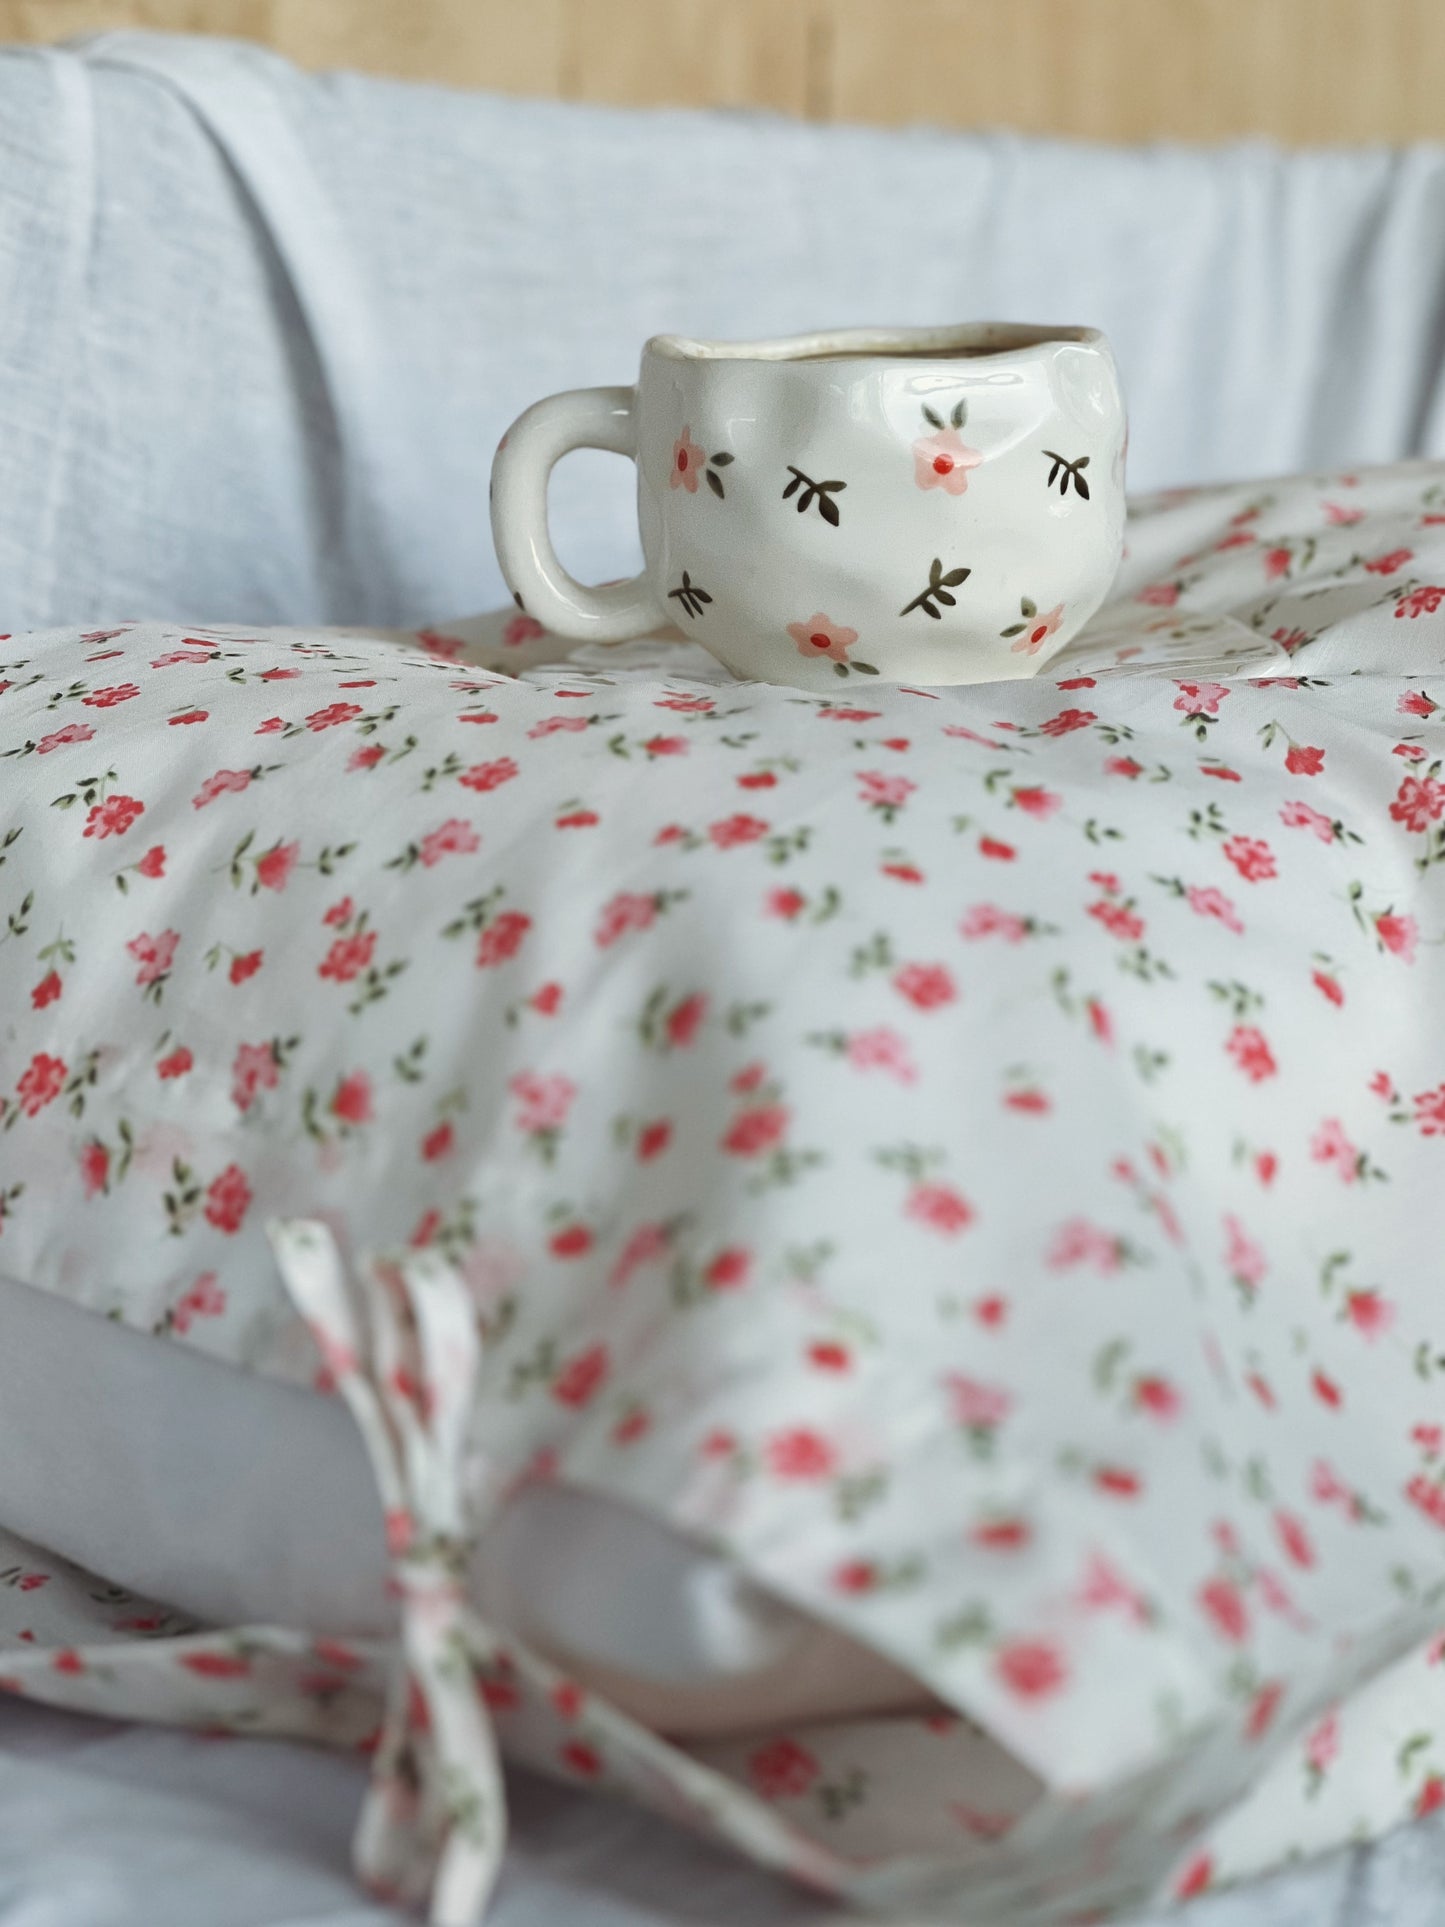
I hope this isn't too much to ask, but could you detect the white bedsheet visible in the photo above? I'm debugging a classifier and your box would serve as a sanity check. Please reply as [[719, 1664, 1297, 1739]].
[[3, 1704, 1444, 1927]]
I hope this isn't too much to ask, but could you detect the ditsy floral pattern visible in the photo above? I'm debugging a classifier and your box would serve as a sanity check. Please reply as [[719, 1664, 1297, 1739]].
[[3, 463, 1445, 1922]]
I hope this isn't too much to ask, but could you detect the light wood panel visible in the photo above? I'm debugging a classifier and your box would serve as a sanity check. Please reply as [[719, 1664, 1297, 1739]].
[[3, 0, 1444, 145]]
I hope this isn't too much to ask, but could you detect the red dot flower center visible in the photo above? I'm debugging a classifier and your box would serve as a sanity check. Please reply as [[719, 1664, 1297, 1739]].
[[676, 448, 689, 471], [808, 632, 831, 651], [933, 455, 954, 474]]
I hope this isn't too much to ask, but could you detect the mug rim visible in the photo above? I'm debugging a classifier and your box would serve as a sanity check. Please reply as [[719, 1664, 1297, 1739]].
[[645, 321, 1106, 366]]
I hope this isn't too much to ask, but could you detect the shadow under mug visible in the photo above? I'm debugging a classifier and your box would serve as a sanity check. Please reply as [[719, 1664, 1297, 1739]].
[[490, 322, 1127, 689]]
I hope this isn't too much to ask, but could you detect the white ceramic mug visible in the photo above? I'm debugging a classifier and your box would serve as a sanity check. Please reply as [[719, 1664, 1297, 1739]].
[[490, 323, 1126, 689]]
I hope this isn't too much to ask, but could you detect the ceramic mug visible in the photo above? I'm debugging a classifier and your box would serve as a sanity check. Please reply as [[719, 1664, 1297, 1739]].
[[490, 322, 1126, 689]]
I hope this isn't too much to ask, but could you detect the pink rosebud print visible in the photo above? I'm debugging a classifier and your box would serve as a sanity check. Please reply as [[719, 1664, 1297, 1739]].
[[171, 1272, 225, 1335], [17, 1052, 66, 1116], [1375, 910, 1418, 961], [1187, 884, 1244, 933], [1396, 584, 1445, 618], [1175, 680, 1230, 716], [30, 970, 61, 1009], [1048, 1218, 1123, 1273], [1224, 1213, 1267, 1288], [509, 1072, 577, 1134], [1313, 968, 1344, 1005], [765, 1428, 837, 1480], [1198, 1576, 1249, 1643], [83, 794, 145, 839], [36, 722, 96, 752], [551, 1343, 609, 1407], [1175, 1855, 1214, 1900], [1404, 1474, 1445, 1530], [1039, 707, 1095, 737], [857, 769, 916, 809], [994, 1638, 1067, 1699], [978, 835, 1015, 860], [79, 1140, 109, 1197], [229, 950, 263, 985], [912, 426, 982, 494], [549, 1223, 594, 1260], [1087, 897, 1145, 941], [81, 683, 140, 708], [1344, 1288, 1395, 1338], [348, 744, 385, 770], [530, 981, 564, 1016], [1284, 743, 1325, 775], [156, 1046, 193, 1080], [721, 1103, 790, 1157], [665, 992, 707, 1047], [1417, 1776, 1445, 1817], [1106, 755, 1144, 778], [845, 1026, 918, 1082], [1280, 799, 1336, 842], [785, 613, 859, 666], [203, 1164, 252, 1234], [418, 819, 480, 866], [747, 1737, 820, 1800], [1226, 1024, 1277, 1081], [704, 1247, 751, 1290], [961, 903, 1029, 943], [330, 1072, 373, 1125], [230, 1042, 278, 1113], [1137, 581, 1180, 608], [191, 769, 252, 809], [135, 844, 167, 877], [636, 1119, 672, 1161], [1223, 835, 1277, 881], [1134, 1374, 1182, 1421], [318, 929, 376, 982], [595, 892, 657, 948], [476, 909, 531, 967], [254, 841, 300, 890], [708, 813, 769, 848], [421, 1121, 453, 1162], [907, 1181, 974, 1235], [807, 1340, 851, 1372], [766, 886, 806, 919], [1011, 785, 1062, 818], [893, 961, 957, 1010], [1391, 773, 1445, 830], [126, 928, 178, 987], [1400, 689, 1438, 716], [1412, 1084, 1445, 1136], [669, 426, 706, 493], [460, 756, 520, 792], [946, 1374, 1011, 1429], [833, 1560, 880, 1594]]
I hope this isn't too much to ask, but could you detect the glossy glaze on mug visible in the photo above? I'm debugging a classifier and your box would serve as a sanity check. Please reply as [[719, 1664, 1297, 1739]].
[[491, 322, 1127, 689]]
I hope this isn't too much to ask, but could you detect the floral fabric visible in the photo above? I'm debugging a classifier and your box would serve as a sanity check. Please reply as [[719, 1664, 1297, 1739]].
[[2, 462, 1445, 1921]]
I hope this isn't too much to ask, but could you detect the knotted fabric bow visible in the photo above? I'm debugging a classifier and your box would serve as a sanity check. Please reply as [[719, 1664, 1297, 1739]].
[[268, 1217, 509, 1926]]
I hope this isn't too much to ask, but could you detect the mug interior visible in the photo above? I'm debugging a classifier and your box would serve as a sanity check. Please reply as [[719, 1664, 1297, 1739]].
[[646, 322, 1103, 365]]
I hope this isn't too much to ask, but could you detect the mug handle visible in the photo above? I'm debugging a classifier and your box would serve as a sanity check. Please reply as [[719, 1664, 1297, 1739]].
[[489, 386, 665, 643]]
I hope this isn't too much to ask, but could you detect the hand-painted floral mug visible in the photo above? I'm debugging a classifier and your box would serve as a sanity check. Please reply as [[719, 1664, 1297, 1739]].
[[490, 323, 1126, 689]]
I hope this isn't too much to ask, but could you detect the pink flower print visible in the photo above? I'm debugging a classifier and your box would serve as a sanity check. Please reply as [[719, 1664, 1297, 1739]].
[[1400, 689, 1438, 717], [1009, 603, 1065, 657], [192, 769, 252, 809], [1365, 547, 1414, 574], [747, 1737, 820, 1800], [1134, 1373, 1182, 1420], [1396, 584, 1445, 619], [203, 1163, 252, 1234], [857, 769, 916, 810], [416, 627, 465, 659], [1198, 1577, 1249, 1643], [786, 613, 862, 668], [704, 1246, 751, 1290], [1344, 1288, 1395, 1339], [907, 1181, 974, 1235], [475, 910, 531, 967], [126, 929, 178, 987], [960, 903, 1029, 943], [893, 961, 957, 1010], [766, 886, 806, 919], [1175, 681, 1230, 716], [978, 835, 1015, 860], [330, 1072, 373, 1126], [664, 991, 708, 1047], [1375, 910, 1418, 962], [254, 841, 299, 890], [1310, 1117, 1359, 1182], [230, 1041, 280, 1113], [1011, 784, 1063, 819], [708, 812, 769, 848], [83, 794, 144, 839], [418, 819, 480, 866], [530, 981, 563, 1016], [1263, 546, 1291, 579], [554, 1224, 596, 1262], [1223, 835, 1277, 882], [171, 1273, 225, 1336], [509, 1071, 577, 1135], [913, 425, 982, 495], [595, 891, 658, 948], [230, 950, 262, 984], [1227, 1024, 1277, 1082], [529, 715, 589, 739], [17, 1052, 66, 1116], [1137, 580, 1180, 608], [168, 709, 207, 726], [1323, 500, 1365, 525], [1039, 707, 1095, 737], [36, 722, 95, 753], [348, 743, 385, 771], [30, 970, 62, 1009], [79, 1140, 109, 1197], [1412, 1084, 1445, 1135], [947, 1374, 1010, 1430], [721, 1103, 789, 1158], [1107, 755, 1144, 778], [132, 844, 166, 879], [318, 929, 376, 983], [551, 1343, 610, 1408], [1313, 968, 1344, 1006], [994, 1638, 1067, 1699], [845, 1026, 918, 1083], [1391, 772, 1445, 831], [1224, 1214, 1267, 1289], [1187, 884, 1244, 933], [765, 1429, 837, 1481], [1088, 898, 1145, 941], [422, 1121, 454, 1162], [1175, 1856, 1215, 1901], [669, 426, 707, 493], [459, 757, 519, 792], [1047, 1218, 1123, 1273], [156, 1046, 193, 1080], [81, 683, 140, 708], [1280, 799, 1336, 843], [1276, 1511, 1316, 1572], [503, 613, 544, 647]]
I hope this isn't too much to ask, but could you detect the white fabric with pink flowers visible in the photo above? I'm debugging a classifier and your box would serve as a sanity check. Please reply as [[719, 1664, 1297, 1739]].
[[2, 463, 1445, 1922]]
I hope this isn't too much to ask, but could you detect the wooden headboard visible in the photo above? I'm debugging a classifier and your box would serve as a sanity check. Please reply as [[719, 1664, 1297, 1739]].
[[4, 0, 1443, 144]]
